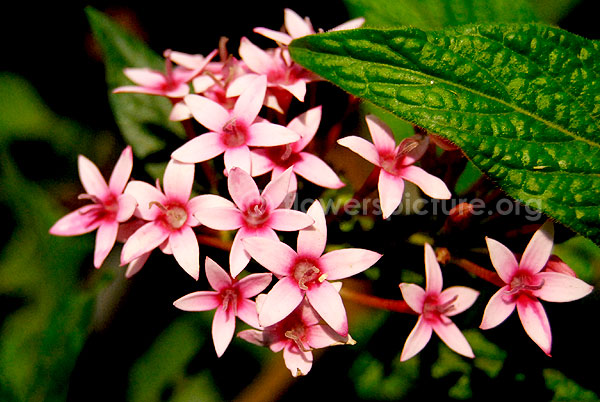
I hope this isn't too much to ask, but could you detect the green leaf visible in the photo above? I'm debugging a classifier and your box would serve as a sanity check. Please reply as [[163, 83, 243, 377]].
[[290, 24, 600, 246], [85, 7, 185, 159], [344, 0, 538, 29], [350, 352, 419, 400], [544, 368, 600, 401]]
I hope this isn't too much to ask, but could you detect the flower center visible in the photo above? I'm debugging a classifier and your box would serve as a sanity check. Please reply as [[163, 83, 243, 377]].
[[293, 260, 324, 290], [380, 138, 421, 175], [243, 197, 269, 227], [422, 294, 458, 323], [284, 324, 310, 352], [504, 273, 545, 299], [78, 193, 118, 219], [222, 118, 247, 147], [150, 202, 188, 230], [221, 288, 238, 315]]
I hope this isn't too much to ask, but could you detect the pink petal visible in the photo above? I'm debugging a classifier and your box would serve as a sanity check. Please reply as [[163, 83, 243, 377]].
[[253, 27, 293, 45], [193, 206, 243, 231], [399, 165, 451, 199], [205, 256, 232, 291], [283, 344, 313, 377], [93, 221, 118, 268], [378, 170, 405, 219], [250, 149, 275, 177], [236, 272, 273, 298], [233, 75, 267, 124], [337, 136, 381, 167], [239, 37, 271, 75], [49, 207, 102, 236], [439, 286, 479, 316], [237, 329, 268, 347], [329, 17, 365, 32], [122, 68, 165, 87], [236, 299, 261, 328], [170, 226, 200, 280], [188, 194, 235, 212], [431, 318, 474, 358], [173, 291, 221, 311], [125, 252, 150, 278], [171, 132, 227, 164], [479, 286, 516, 329], [306, 324, 349, 348], [230, 230, 251, 278], [225, 73, 259, 98], [365, 114, 396, 155], [183, 94, 230, 132], [288, 106, 322, 153], [319, 248, 382, 280], [284, 8, 314, 38], [534, 272, 593, 302], [294, 153, 345, 189], [398, 134, 429, 166], [278, 81, 307, 102], [259, 276, 304, 327], [399, 283, 426, 314], [261, 167, 294, 209], [269, 209, 314, 231], [124, 181, 166, 221], [224, 146, 251, 174], [108, 146, 133, 193], [424, 243, 443, 294], [247, 122, 300, 147], [516, 297, 552, 356], [228, 167, 260, 210], [112, 85, 170, 96], [163, 159, 194, 203], [78, 155, 108, 198], [212, 306, 236, 357], [400, 316, 433, 361], [241, 237, 296, 276], [121, 222, 169, 265], [520, 220, 554, 274], [306, 281, 348, 336], [116, 194, 137, 222], [297, 200, 327, 259], [485, 237, 519, 283]]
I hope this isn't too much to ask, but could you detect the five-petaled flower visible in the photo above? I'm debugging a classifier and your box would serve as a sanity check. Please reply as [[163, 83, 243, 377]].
[[399, 243, 479, 361], [49, 146, 137, 268], [338, 114, 451, 219], [480, 221, 594, 356], [173, 257, 272, 357], [242, 200, 382, 336]]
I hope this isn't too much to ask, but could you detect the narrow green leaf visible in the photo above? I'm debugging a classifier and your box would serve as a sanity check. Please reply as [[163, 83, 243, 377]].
[[290, 24, 600, 245], [85, 7, 185, 158]]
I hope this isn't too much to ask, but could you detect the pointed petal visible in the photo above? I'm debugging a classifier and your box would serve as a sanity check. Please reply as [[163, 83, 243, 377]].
[[284, 8, 314, 38], [253, 27, 293, 45], [247, 122, 300, 147], [123, 68, 165, 86], [189, 194, 235, 212], [236, 299, 261, 328], [399, 283, 426, 314], [278, 81, 307, 101], [424, 243, 443, 294], [365, 114, 396, 154], [184, 94, 230, 132], [237, 329, 268, 347], [329, 17, 365, 32], [486, 237, 519, 283], [121, 222, 169, 264], [400, 165, 451, 199], [112, 85, 168, 96], [288, 106, 322, 152], [378, 170, 404, 219], [269, 209, 314, 231], [171, 132, 226, 164], [516, 297, 552, 356], [224, 146, 251, 174], [228, 167, 260, 210], [283, 344, 313, 377], [319, 248, 382, 280], [241, 237, 296, 276], [398, 134, 429, 166], [431, 318, 474, 358], [400, 316, 433, 361], [212, 307, 236, 357], [307, 282, 349, 336], [520, 221, 554, 274], [261, 167, 294, 209], [108, 146, 133, 193], [237, 272, 273, 298], [239, 37, 272, 75], [439, 286, 479, 316], [337, 136, 380, 166], [205, 256, 232, 291], [125, 252, 150, 278], [78, 155, 108, 198], [163, 159, 194, 203], [93, 221, 118, 268], [169, 226, 200, 280], [306, 324, 349, 348], [194, 206, 243, 231], [173, 291, 221, 311], [49, 207, 101, 236], [534, 272, 593, 302], [225, 73, 259, 98], [116, 194, 137, 222], [250, 149, 275, 177], [230, 230, 251, 278], [297, 200, 327, 259], [234, 75, 267, 123], [480, 286, 516, 329], [124, 180, 166, 221], [294, 153, 345, 189], [258, 277, 304, 327]]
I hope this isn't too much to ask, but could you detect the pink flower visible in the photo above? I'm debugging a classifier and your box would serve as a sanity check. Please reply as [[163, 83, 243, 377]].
[[250, 106, 344, 191], [338, 115, 451, 219], [399, 243, 479, 361], [480, 221, 594, 356], [193, 167, 314, 278], [242, 200, 382, 336], [49, 146, 136, 268], [173, 257, 272, 357], [238, 296, 352, 377], [171, 75, 300, 173], [120, 159, 220, 280]]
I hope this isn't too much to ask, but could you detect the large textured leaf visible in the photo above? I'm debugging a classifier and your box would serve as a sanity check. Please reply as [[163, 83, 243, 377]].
[[86, 7, 185, 158], [290, 24, 600, 245]]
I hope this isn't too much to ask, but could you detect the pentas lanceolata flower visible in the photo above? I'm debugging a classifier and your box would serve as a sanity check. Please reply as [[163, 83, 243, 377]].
[[50, 7, 597, 381]]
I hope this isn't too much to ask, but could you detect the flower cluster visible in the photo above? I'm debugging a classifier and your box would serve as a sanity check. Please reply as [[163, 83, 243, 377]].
[[51, 8, 594, 377]]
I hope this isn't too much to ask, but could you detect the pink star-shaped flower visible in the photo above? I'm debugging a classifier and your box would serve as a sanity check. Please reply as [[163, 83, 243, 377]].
[[400, 243, 479, 361], [49, 146, 137, 268], [193, 167, 314, 278], [173, 257, 272, 357], [250, 105, 345, 191], [242, 200, 382, 336], [480, 221, 594, 356], [171, 75, 300, 173], [338, 114, 451, 219], [238, 296, 352, 377], [120, 159, 222, 280]]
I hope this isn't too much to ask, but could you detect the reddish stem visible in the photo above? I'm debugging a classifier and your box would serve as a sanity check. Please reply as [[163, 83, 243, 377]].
[[340, 287, 415, 314], [451, 258, 505, 287]]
